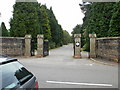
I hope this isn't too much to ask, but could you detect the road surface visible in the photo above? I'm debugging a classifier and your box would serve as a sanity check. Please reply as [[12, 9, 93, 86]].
[[19, 44, 118, 88]]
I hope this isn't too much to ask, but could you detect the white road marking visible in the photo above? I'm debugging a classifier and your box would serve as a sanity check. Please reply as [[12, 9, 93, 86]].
[[46, 81, 112, 87], [85, 64, 93, 66]]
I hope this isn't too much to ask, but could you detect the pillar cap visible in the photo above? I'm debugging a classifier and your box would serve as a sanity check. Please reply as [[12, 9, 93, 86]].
[[37, 34, 44, 39], [44, 39, 48, 42], [74, 34, 81, 38], [89, 34, 96, 38], [25, 35, 32, 39]]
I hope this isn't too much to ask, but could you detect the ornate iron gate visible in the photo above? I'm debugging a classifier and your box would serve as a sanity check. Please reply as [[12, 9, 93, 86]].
[[43, 40, 49, 56]]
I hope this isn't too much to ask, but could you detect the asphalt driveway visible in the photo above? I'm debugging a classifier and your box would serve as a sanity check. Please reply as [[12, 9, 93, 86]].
[[18, 44, 118, 88]]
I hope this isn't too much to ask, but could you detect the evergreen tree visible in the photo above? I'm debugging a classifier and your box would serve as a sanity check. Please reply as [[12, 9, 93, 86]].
[[47, 7, 59, 44], [71, 24, 84, 47], [47, 7, 63, 47], [1, 22, 9, 36], [79, 2, 119, 51], [9, 1, 64, 49], [37, 3, 43, 34], [63, 30, 71, 45], [10, 1, 40, 39], [71, 24, 83, 34], [81, 2, 116, 38], [57, 24, 63, 46], [39, 5, 51, 40], [108, 2, 120, 36]]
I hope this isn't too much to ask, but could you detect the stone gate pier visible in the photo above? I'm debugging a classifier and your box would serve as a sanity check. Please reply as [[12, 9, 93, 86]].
[[74, 34, 81, 58], [89, 34, 96, 58], [37, 34, 44, 57]]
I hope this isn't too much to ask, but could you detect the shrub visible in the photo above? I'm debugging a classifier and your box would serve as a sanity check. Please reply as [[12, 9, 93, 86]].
[[49, 42, 56, 49]]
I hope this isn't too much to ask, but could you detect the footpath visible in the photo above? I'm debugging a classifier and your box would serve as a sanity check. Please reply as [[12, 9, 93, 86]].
[[81, 51, 118, 66]]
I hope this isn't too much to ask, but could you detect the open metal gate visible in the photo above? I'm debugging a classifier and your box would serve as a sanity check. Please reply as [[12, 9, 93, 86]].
[[31, 39, 35, 56], [43, 40, 49, 56]]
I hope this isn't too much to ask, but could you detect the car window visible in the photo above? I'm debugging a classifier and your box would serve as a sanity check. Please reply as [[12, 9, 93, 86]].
[[0, 61, 33, 89]]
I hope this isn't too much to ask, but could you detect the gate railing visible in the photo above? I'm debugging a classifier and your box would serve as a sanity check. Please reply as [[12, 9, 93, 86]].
[[43, 40, 49, 57]]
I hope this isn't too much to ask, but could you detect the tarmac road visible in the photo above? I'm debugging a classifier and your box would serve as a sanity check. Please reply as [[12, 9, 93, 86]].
[[19, 44, 118, 88]]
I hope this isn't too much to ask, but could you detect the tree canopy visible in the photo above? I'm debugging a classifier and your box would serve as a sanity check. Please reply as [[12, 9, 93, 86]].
[[47, 7, 63, 47], [1, 22, 9, 36], [72, 2, 120, 51], [9, 1, 71, 49], [80, 2, 120, 37], [10, 2, 40, 39], [63, 30, 71, 45]]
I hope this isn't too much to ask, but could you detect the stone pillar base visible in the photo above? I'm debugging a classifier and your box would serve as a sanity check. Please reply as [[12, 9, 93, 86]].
[[112, 58, 119, 63], [89, 55, 96, 58], [36, 55, 43, 58], [25, 56, 31, 58], [73, 56, 81, 59]]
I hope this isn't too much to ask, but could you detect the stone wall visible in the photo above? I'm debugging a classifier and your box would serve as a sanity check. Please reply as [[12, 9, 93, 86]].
[[0, 37, 25, 56], [96, 37, 120, 62]]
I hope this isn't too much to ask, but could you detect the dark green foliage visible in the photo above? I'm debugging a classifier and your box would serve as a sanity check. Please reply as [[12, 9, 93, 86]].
[[108, 2, 120, 37], [82, 2, 116, 37], [9, 1, 66, 49], [1, 22, 9, 36], [78, 2, 120, 51], [10, 2, 40, 39], [47, 7, 63, 47], [71, 24, 84, 47], [57, 24, 63, 47], [39, 5, 51, 40], [49, 41, 56, 49], [71, 24, 83, 34], [82, 29, 91, 51], [47, 7, 58, 43], [63, 30, 71, 45], [82, 39, 90, 51], [9, 2, 41, 50]]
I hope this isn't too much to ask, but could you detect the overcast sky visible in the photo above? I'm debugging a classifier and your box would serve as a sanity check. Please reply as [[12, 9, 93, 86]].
[[0, 0, 84, 34]]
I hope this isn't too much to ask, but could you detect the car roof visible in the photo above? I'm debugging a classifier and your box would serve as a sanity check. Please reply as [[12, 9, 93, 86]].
[[0, 54, 17, 64]]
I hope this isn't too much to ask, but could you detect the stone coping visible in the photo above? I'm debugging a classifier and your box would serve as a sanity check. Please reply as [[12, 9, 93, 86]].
[[96, 37, 120, 40], [74, 34, 81, 38], [0, 37, 25, 39], [37, 34, 44, 38]]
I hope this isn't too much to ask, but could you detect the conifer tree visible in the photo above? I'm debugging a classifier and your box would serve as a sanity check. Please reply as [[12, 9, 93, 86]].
[[63, 30, 71, 45], [47, 7, 63, 47], [108, 2, 120, 36], [1, 22, 9, 36], [10, 1, 40, 39], [39, 5, 51, 40]]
